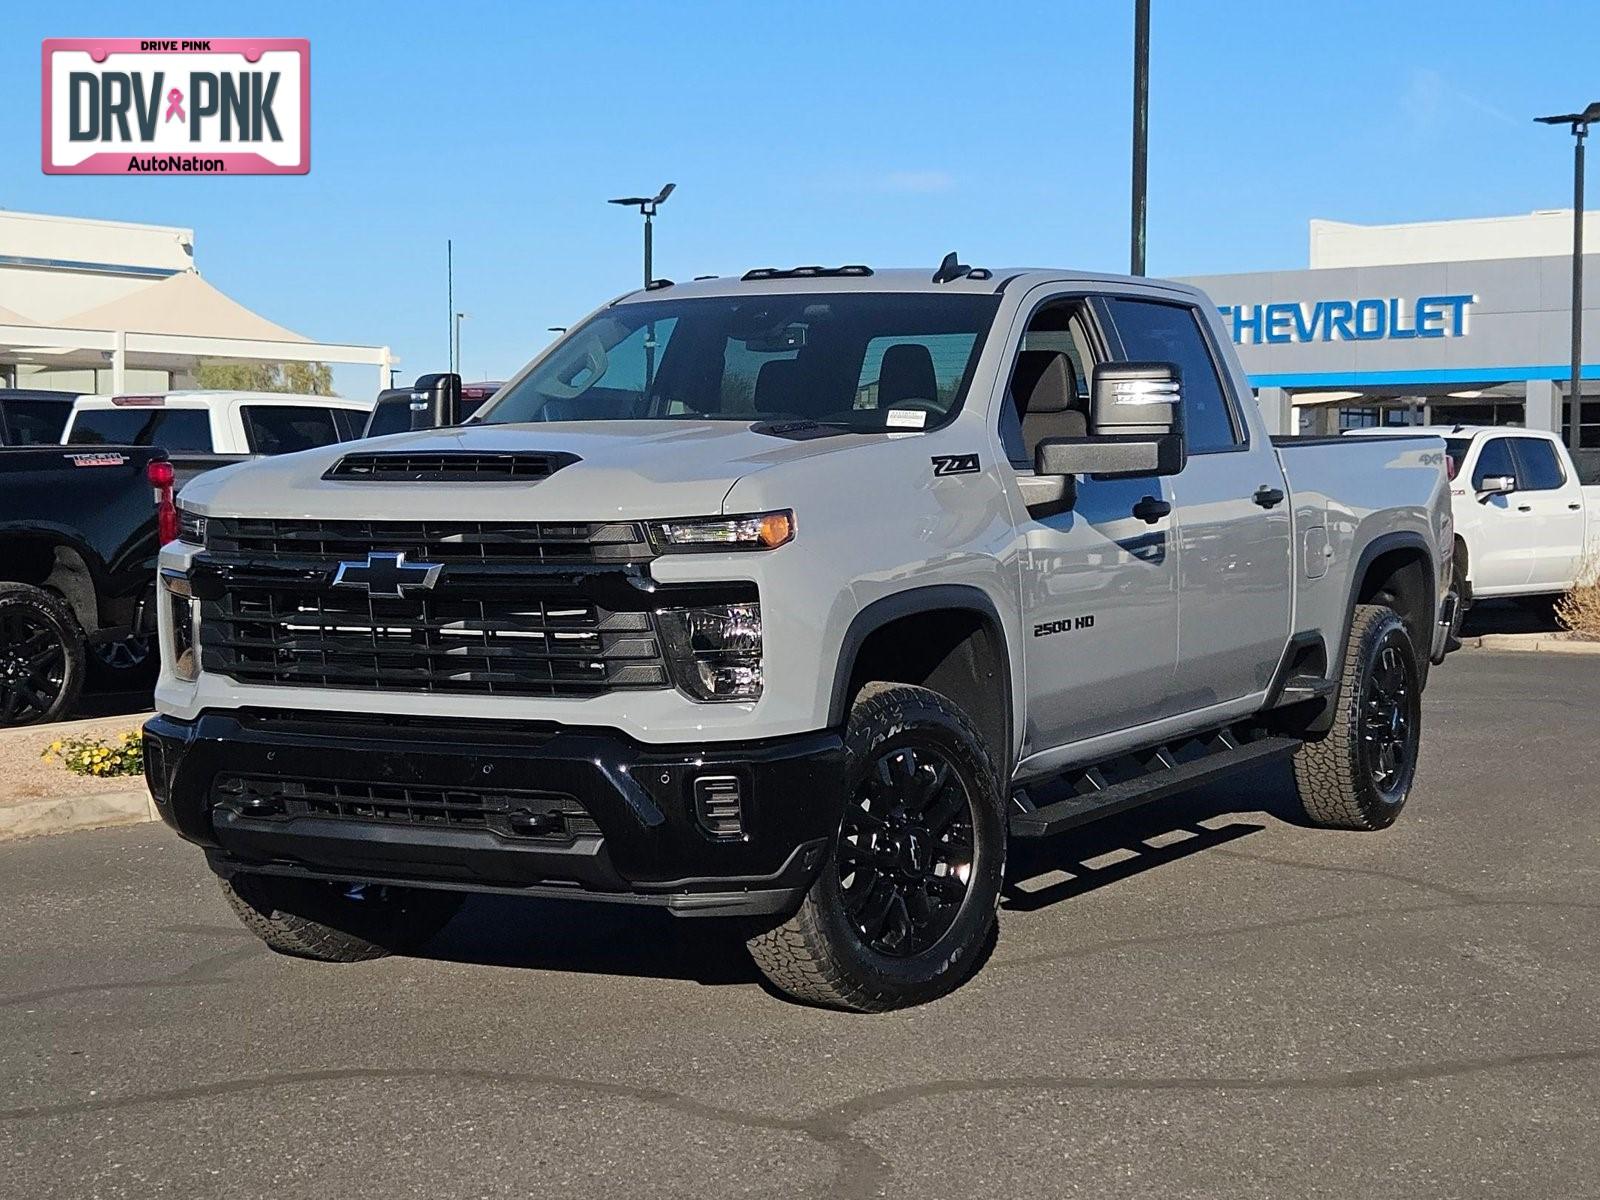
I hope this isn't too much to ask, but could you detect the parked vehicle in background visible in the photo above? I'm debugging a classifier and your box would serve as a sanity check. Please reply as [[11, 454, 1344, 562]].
[[362, 380, 503, 437], [148, 264, 1455, 1010], [62, 391, 372, 486], [0, 389, 82, 446], [1349, 425, 1600, 609], [54, 391, 372, 685], [0, 445, 171, 724]]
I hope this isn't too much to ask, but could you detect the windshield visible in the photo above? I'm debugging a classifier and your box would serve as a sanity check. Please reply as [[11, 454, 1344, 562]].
[[478, 292, 1002, 431]]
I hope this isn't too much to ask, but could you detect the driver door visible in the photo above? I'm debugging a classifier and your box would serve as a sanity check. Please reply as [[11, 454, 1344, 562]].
[[1001, 294, 1180, 763]]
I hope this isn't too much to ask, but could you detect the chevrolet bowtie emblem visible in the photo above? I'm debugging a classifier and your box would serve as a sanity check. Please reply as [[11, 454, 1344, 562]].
[[331, 552, 443, 598]]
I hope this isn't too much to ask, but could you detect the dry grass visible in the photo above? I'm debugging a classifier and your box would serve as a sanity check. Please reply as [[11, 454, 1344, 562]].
[[1556, 555, 1600, 641]]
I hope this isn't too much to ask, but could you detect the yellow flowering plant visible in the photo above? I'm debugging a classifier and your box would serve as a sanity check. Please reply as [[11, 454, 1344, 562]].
[[41, 730, 145, 778]]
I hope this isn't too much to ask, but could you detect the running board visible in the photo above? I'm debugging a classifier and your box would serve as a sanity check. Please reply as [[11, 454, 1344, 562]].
[[1008, 727, 1300, 839]]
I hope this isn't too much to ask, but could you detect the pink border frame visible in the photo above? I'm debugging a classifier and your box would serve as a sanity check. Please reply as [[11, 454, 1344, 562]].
[[41, 38, 310, 175]]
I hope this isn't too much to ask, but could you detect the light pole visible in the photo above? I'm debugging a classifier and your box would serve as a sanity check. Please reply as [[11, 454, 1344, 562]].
[[1130, 0, 1150, 276], [608, 182, 676, 288], [1536, 102, 1600, 454], [453, 311, 468, 378]]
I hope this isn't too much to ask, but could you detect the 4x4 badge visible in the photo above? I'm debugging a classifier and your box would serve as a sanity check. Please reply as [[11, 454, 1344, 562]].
[[931, 454, 980, 477], [332, 552, 443, 598]]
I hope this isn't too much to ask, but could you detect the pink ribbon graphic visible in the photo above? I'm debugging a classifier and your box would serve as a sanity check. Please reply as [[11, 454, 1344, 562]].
[[164, 88, 185, 123]]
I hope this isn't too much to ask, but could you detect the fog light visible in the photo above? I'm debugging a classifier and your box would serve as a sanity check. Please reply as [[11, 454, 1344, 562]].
[[656, 603, 762, 702]]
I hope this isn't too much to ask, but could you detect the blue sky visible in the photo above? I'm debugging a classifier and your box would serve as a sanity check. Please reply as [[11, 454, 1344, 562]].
[[4, 1, 1597, 393]]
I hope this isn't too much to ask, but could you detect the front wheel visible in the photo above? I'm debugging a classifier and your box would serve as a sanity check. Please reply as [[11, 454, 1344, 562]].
[[0, 583, 85, 727], [219, 873, 464, 962], [1292, 603, 1422, 830], [747, 682, 1006, 1011]]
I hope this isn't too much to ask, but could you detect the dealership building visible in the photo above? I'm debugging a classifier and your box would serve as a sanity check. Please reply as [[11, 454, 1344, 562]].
[[1182, 210, 1600, 482]]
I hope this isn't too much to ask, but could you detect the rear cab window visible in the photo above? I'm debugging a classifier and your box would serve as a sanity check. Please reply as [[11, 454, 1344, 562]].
[[2, 400, 72, 445], [66, 407, 213, 452]]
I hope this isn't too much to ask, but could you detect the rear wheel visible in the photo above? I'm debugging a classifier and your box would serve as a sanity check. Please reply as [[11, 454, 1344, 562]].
[[0, 583, 84, 727], [219, 872, 464, 962], [88, 634, 159, 690], [1292, 604, 1422, 830], [747, 683, 1005, 1011]]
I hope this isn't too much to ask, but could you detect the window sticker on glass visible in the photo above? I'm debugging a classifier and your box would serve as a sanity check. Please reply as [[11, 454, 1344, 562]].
[[887, 409, 927, 429]]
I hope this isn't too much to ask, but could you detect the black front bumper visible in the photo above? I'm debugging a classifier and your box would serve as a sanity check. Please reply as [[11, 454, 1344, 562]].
[[143, 709, 845, 918]]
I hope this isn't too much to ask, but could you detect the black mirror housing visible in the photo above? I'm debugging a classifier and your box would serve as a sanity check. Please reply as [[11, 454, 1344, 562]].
[[1035, 434, 1186, 479], [1091, 361, 1181, 437]]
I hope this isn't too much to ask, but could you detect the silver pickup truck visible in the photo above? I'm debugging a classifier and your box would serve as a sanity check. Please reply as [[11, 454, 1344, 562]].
[[144, 264, 1456, 1010]]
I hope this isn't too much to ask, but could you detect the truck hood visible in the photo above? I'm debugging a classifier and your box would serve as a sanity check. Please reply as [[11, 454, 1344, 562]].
[[179, 420, 882, 521]]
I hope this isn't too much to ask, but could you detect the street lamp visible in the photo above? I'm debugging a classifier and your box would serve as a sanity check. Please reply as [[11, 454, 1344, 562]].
[[1130, 0, 1150, 276], [608, 182, 676, 288], [1536, 101, 1600, 454], [452, 311, 468, 377]]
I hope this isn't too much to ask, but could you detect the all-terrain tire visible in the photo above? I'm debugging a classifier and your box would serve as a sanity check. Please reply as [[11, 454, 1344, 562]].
[[0, 582, 85, 727], [747, 682, 1006, 1012], [219, 873, 465, 962], [1292, 603, 1422, 831]]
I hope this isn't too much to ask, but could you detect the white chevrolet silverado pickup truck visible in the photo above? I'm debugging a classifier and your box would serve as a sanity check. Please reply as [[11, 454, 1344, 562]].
[[145, 263, 1456, 1010], [1352, 425, 1598, 609]]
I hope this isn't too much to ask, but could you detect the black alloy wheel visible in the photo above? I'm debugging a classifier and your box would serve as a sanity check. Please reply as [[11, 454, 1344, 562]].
[[1359, 632, 1418, 799], [838, 742, 977, 957], [0, 605, 72, 724]]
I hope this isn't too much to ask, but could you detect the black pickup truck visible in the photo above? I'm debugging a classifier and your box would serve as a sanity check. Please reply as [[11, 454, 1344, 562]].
[[0, 445, 172, 725]]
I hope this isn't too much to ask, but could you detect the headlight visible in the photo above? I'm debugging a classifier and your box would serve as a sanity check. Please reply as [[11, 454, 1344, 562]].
[[161, 569, 199, 682], [656, 603, 762, 701], [177, 504, 206, 547], [650, 511, 794, 552]]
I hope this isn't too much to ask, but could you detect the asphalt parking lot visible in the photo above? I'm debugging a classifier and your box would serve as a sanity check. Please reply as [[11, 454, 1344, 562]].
[[3, 648, 1597, 1199]]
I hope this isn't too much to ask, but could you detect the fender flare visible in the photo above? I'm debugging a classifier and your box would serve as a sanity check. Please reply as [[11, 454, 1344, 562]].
[[827, 584, 1016, 774], [1313, 529, 1436, 732]]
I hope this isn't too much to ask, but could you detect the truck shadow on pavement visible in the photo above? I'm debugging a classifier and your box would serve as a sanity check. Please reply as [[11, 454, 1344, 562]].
[[1002, 762, 1295, 914], [413, 764, 1304, 984]]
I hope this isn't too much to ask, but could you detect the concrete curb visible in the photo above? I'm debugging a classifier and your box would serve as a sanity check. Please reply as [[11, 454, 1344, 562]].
[[0, 786, 156, 842], [1460, 632, 1600, 654]]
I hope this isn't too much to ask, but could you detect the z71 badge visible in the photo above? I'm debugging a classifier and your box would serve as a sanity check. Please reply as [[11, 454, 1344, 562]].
[[931, 454, 980, 477]]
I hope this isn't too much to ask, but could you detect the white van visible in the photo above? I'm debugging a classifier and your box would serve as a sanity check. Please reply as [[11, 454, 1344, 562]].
[[61, 391, 373, 458]]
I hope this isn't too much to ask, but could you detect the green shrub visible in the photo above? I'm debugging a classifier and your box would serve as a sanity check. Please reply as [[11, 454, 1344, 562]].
[[41, 730, 144, 778]]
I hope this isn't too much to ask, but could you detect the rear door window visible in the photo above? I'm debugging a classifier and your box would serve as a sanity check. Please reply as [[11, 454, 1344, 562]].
[[241, 405, 359, 455], [1471, 438, 1516, 490], [1102, 297, 1242, 452], [67, 408, 213, 452], [1510, 438, 1567, 491]]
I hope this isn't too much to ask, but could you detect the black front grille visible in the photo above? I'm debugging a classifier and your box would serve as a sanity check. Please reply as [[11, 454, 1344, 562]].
[[205, 517, 652, 564], [199, 581, 670, 697], [325, 451, 579, 482], [213, 774, 599, 840]]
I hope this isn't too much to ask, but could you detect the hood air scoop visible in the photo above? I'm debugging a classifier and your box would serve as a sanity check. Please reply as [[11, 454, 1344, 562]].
[[324, 451, 580, 482]]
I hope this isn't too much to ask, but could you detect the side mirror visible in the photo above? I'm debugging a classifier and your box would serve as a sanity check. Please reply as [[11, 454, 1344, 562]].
[[1477, 474, 1516, 497], [1034, 362, 1187, 480], [410, 372, 462, 430]]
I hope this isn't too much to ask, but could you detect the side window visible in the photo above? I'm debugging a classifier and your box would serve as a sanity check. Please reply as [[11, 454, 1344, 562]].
[[242, 406, 354, 455], [1001, 301, 1100, 469], [1102, 298, 1242, 453], [1471, 438, 1516, 490], [1510, 438, 1566, 491]]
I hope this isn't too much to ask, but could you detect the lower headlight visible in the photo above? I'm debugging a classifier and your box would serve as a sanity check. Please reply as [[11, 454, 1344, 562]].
[[656, 603, 763, 702], [162, 570, 199, 682]]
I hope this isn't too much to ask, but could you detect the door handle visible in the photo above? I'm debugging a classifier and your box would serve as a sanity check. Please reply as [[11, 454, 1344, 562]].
[[1569, 502, 1583, 510], [1131, 495, 1172, 524], [1252, 485, 1285, 509], [1517, 504, 1533, 512]]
